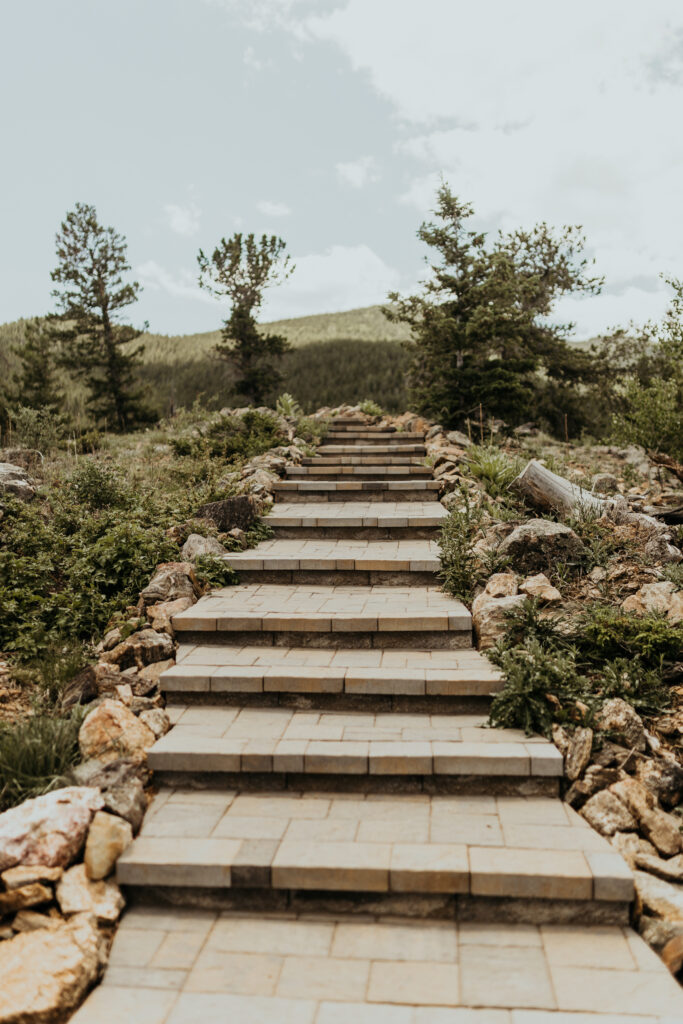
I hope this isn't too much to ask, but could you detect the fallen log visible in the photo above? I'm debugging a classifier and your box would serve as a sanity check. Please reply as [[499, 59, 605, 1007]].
[[647, 450, 683, 485], [510, 460, 606, 516]]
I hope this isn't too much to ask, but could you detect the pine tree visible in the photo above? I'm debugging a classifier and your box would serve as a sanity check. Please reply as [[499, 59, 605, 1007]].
[[197, 233, 294, 405], [12, 319, 62, 410], [50, 203, 147, 431]]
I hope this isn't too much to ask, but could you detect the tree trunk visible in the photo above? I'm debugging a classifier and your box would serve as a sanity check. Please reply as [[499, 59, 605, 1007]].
[[510, 459, 606, 516]]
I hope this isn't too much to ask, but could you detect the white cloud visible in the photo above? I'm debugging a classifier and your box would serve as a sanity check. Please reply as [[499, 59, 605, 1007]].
[[137, 260, 218, 305], [256, 199, 292, 217], [261, 243, 400, 319], [336, 156, 380, 188], [163, 200, 201, 237]]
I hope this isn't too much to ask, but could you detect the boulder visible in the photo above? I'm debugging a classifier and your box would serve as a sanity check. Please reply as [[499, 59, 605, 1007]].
[[635, 870, 683, 922], [610, 831, 657, 868], [243, 468, 279, 494], [592, 473, 620, 495], [483, 573, 518, 597], [635, 852, 683, 884], [565, 765, 620, 808], [621, 581, 677, 616], [100, 628, 174, 670], [639, 914, 683, 950], [12, 909, 61, 933], [78, 699, 156, 765], [0, 882, 52, 915], [197, 495, 258, 532], [84, 811, 133, 880], [0, 462, 35, 502], [446, 430, 471, 447], [138, 561, 200, 608], [147, 596, 193, 635], [1, 864, 62, 890], [0, 447, 42, 471], [139, 707, 171, 739], [0, 788, 103, 872], [180, 533, 228, 561], [519, 573, 562, 603], [0, 913, 101, 1022], [564, 727, 593, 781], [56, 863, 124, 922], [596, 698, 646, 752], [497, 519, 586, 573], [580, 790, 637, 835], [636, 755, 683, 809], [668, 590, 683, 624], [60, 665, 99, 711], [103, 778, 146, 834], [471, 593, 528, 650], [610, 778, 683, 856], [661, 934, 683, 975]]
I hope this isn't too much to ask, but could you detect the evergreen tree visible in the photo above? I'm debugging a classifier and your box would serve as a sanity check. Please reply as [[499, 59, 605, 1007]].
[[197, 233, 294, 405], [385, 185, 603, 430], [50, 203, 147, 431], [11, 318, 62, 410]]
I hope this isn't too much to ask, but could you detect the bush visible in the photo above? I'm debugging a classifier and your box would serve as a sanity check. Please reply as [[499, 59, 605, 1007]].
[[171, 410, 286, 460], [0, 710, 83, 812], [598, 658, 670, 716], [193, 555, 238, 589], [10, 406, 63, 451], [68, 460, 131, 509], [438, 490, 483, 602], [359, 399, 383, 417], [612, 377, 683, 460], [574, 604, 683, 669], [276, 392, 302, 417], [465, 446, 522, 499]]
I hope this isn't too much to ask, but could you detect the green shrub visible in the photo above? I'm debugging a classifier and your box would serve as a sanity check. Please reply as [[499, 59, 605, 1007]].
[[276, 392, 302, 417], [10, 406, 63, 451], [193, 555, 238, 589], [465, 446, 523, 499], [171, 410, 286, 460], [438, 490, 483, 602], [68, 460, 131, 509], [0, 710, 83, 812], [359, 399, 383, 417], [598, 658, 670, 716], [612, 377, 683, 460], [574, 604, 683, 669], [662, 563, 683, 589]]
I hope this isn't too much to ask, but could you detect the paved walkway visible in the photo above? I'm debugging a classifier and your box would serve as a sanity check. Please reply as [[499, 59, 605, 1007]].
[[73, 417, 683, 1022]]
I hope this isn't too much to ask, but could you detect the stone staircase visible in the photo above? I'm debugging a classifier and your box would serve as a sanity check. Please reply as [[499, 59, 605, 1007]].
[[87, 416, 683, 1022]]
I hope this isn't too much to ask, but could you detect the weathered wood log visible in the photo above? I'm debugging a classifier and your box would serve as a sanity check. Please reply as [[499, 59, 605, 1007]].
[[510, 459, 607, 515], [647, 450, 683, 484]]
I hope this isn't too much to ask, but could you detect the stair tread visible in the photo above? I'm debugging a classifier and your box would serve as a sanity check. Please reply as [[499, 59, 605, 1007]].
[[223, 539, 440, 571], [116, 789, 631, 902], [274, 480, 441, 490], [267, 502, 447, 527]]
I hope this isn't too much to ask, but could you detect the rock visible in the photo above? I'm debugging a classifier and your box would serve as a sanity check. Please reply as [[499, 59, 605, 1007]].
[[592, 473, 620, 495], [0, 788, 103, 872], [69, 756, 144, 791], [635, 870, 683, 922], [551, 724, 570, 756], [564, 727, 593, 781], [0, 447, 42, 471], [668, 590, 683, 624], [638, 914, 683, 950], [196, 495, 258, 532], [139, 707, 170, 739], [0, 882, 52, 915], [446, 430, 471, 446], [580, 790, 637, 835], [621, 581, 677, 616], [661, 934, 683, 974], [101, 628, 174, 670], [471, 593, 528, 650], [78, 699, 156, 765], [103, 779, 146, 834], [84, 811, 133, 880], [610, 831, 657, 868], [0, 912, 101, 1021], [1, 865, 62, 890], [519, 573, 562, 603], [56, 864, 124, 922], [180, 533, 228, 561], [610, 777, 683, 856], [131, 658, 175, 695], [635, 852, 683, 883], [497, 519, 586, 573], [139, 561, 200, 608], [637, 756, 683, 809], [0, 462, 35, 502], [60, 666, 99, 711], [596, 698, 646, 752], [227, 527, 248, 548], [565, 764, 620, 807], [12, 909, 60, 933], [147, 596, 193, 635], [588, 566, 607, 583], [483, 573, 518, 597], [243, 468, 279, 493]]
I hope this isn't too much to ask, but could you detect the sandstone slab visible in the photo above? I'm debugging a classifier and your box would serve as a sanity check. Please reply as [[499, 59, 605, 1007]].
[[78, 699, 156, 765], [56, 864, 124, 923], [0, 788, 103, 872], [84, 811, 133, 881]]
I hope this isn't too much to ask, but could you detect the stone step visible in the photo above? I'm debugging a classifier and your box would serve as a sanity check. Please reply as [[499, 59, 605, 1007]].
[[223, 539, 440, 585], [324, 432, 424, 444], [146, 708, 562, 792], [286, 465, 434, 479], [161, 645, 503, 708], [267, 502, 447, 540], [171, 584, 472, 649], [273, 480, 441, 502], [302, 455, 427, 465], [320, 444, 426, 456], [116, 789, 633, 921]]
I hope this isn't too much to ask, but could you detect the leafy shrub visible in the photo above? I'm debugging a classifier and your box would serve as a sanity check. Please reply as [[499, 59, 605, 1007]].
[[359, 399, 383, 417], [599, 658, 670, 716], [0, 710, 83, 812], [276, 392, 302, 417], [612, 377, 682, 460], [193, 555, 238, 589], [294, 415, 329, 445], [10, 406, 63, 451], [662, 563, 683, 589], [465, 446, 522, 499], [438, 490, 483, 602], [488, 641, 594, 736], [574, 604, 683, 669], [171, 410, 286, 460], [68, 460, 131, 509], [492, 598, 570, 651]]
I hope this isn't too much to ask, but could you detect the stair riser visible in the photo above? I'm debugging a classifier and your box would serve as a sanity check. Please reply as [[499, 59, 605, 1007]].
[[273, 490, 441, 502], [270, 526, 439, 540], [120, 887, 629, 926], [301, 457, 427, 465], [175, 630, 473, 650], [234, 569, 437, 586], [161, 692, 494, 714], [323, 437, 423, 445], [286, 472, 433, 481], [320, 447, 427, 456]]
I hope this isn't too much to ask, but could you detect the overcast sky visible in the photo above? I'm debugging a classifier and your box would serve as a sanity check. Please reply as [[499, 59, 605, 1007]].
[[2, 0, 682, 338]]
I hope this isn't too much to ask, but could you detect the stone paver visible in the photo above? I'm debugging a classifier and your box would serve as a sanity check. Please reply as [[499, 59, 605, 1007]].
[[222, 538, 440, 571], [72, 909, 683, 1022]]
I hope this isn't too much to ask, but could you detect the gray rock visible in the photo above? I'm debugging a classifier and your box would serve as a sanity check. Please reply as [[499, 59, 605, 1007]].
[[139, 707, 170, 739], [104, 779, 146, 834], [564, 727, 594, 781], [471, 593, 528, 650], [580, 790, 637, 835], [0, 462, 35, 502], [596, 698, 646, 752], [635, 870, 683, 922], [446, 430, 471, 446], [497, 519, 586, 573], [100, 628, 174, 670], [139, 562, 200, 607], [0, 448, 42, 470], [592, 473, 620, 495], [196, 495, 258, 532], [638, 914, 683, 950], [565, 765, 620, 807], [180, 533, 228, 561]]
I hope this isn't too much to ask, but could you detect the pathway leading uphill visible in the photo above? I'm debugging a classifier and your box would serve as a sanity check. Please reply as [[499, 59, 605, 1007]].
[[75, 417, 683, 1023]]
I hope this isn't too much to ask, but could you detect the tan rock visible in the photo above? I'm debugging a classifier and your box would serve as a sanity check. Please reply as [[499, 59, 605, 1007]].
[[0, 882, 52, 915], [138, 561, 200, 608], [135, 658, 175, 689], [56, 864, 124, 923], [0, 787, 103, 872], [100, 628, 174, 670], [139, 707, 170, 739], [0, 913, 101, 1021], [610, 778, 683, 856], [1, 864, 62, 889], [596, 698, 646, 752], [483, 573, 518, 597], [472, 593, 528, 650], [668, 590, 683, 624], [580, 790, 637, 835], [78, 698, 156, 765], [564, 727, 593, 781], [635, 870, 683, 922], [635, 852, 683, 884], [519, 573, 562, 603], [610, 831, 657, 868], [147, 596, 193, 635], [621, 581, 676, 616], [12, 909, 61, 933], [661, 934, 683, 974], [84, 811, 133, 881]]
